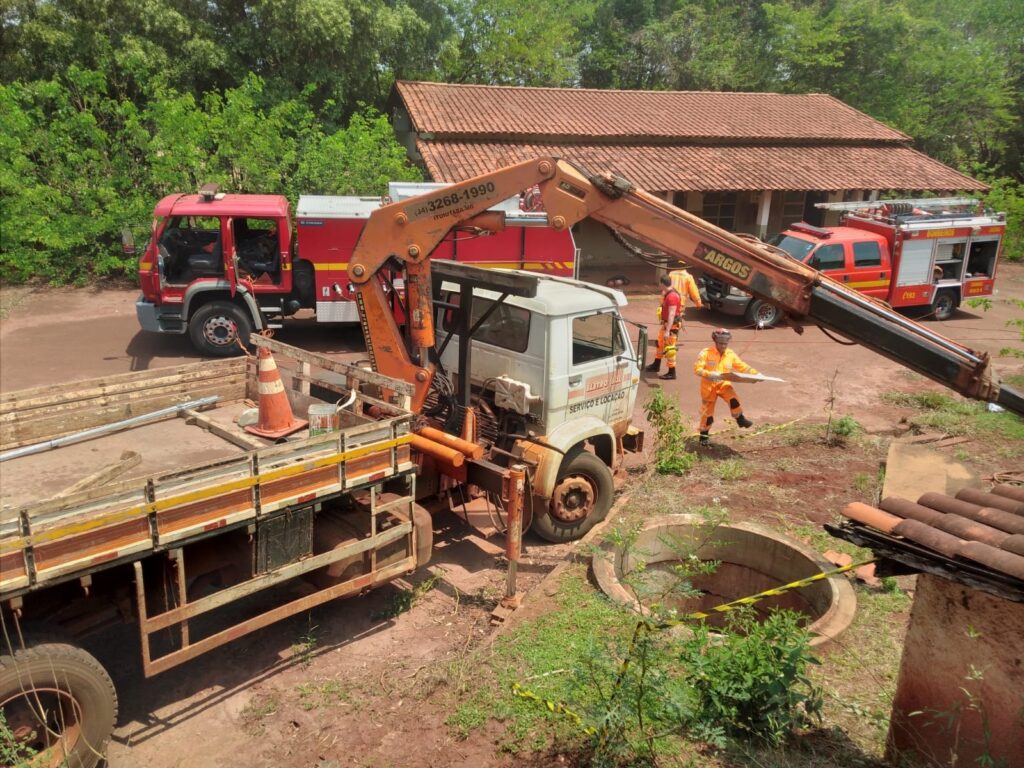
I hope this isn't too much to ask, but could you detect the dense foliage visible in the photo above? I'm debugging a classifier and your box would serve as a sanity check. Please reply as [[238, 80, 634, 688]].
[[1, 0, 1021, 283]]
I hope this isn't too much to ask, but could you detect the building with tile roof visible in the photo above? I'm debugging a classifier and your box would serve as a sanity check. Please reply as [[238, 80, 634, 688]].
[[391, 82, 989, 284]]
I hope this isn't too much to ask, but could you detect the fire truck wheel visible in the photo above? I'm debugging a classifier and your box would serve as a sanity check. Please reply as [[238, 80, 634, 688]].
[[189, 300, 253, 356], [745, 299, 781, 329], [532, 449, 613, 543], [932, 290, 958, 321], [0, 636, 118, 768]]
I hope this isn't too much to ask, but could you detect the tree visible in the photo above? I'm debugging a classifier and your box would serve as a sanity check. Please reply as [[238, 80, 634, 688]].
[[442, 0, 589, 86]]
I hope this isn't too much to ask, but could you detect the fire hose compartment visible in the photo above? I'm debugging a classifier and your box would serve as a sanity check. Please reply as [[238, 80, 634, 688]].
[[592, 515, 857, 647]]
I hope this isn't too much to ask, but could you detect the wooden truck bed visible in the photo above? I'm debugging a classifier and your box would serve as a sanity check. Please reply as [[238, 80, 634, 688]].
[[0, 339, 415, 598]]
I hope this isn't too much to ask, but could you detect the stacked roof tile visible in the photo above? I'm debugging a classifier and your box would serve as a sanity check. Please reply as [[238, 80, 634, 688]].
[[394, 81, 987, 192], [832, 485, 1024, 601]]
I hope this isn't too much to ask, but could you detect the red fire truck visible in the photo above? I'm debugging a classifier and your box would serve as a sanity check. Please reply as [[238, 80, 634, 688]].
[[134, 183, 578, 355], [706, 198, 1006, 326]]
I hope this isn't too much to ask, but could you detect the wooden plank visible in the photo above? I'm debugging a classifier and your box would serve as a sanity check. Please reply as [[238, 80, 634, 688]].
[[898, 432, 946, 445], [0, 359, 244, 412], [181, 409, 264, 451], [1, 382, 243, 448], [935, 436, 972, 448], [50, 451, 142, 500], [251, 335, 414, 396], [0, 372, 246, 423]]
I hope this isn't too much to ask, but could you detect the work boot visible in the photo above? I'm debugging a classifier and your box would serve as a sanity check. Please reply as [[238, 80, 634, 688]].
[[659, 368, 676, 380], [645, 359, 661, 373], [736, 414, 753, 429], [699, 431, 710, 447]]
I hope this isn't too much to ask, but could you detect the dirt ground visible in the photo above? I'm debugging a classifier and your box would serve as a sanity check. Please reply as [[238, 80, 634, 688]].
[[1, 265, 1022, 767]]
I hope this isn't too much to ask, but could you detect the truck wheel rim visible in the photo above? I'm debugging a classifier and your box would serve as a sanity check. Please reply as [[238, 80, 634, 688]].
[[2, 688, 82, 766], [551, 476, 596, 524], [203, 316, 238, 346], [756, 304, 777, 326]]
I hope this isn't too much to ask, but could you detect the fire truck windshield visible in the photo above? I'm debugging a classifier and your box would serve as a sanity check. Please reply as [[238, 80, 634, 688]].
[[768, 233, 816, 262]]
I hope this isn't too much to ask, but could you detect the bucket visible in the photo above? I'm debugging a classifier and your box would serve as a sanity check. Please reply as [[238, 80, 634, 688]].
[[308, 403, 340, 436]]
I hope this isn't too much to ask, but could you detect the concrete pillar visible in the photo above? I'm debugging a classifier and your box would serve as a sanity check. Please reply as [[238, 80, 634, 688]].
[[685, 191, 703, 215], [823, 191, 845, 227], [756, 190, 772, 239], [887, 574, 1024, 767], [869, 189, 880, 201]]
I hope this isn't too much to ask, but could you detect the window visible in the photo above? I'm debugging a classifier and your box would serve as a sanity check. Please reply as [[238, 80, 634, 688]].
[[853, 241, 882, 268], [966, 238, 999, 278], [572, 312, 625, 365], [809, 244, 845, 271], [780, 191, 806, 229], [441, 294, 531, 353], [768, 234, 816, 262], [702, 192, 737, 230]]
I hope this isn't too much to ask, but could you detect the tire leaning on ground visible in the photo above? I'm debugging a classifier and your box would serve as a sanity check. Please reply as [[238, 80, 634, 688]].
[[531, 449, 614, 543], [0, 637, 118, 768], [188, 300, 253, 357], [932, 289, 958, 321]]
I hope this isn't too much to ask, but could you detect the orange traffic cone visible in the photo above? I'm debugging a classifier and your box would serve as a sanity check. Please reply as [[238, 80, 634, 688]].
[[244, 346, 308, 439]]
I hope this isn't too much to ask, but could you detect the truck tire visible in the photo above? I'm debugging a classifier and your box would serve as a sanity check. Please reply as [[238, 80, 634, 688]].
[[531, 449, 614, 543], [188, 300, 253, 356], [932, 289, 958, 321], [0, 636, 118, 768], [745, 299, 782, 329]]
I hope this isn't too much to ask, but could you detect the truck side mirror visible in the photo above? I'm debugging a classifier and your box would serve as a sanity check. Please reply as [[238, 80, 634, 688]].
[[121, 227, 136, 256], [637, 324, 648, 370]]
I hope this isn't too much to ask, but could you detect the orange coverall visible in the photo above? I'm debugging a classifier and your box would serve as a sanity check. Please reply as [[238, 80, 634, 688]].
[[669, 269, 703, 310], [693, 346, 758, 431], [654, 270, 703, 369]]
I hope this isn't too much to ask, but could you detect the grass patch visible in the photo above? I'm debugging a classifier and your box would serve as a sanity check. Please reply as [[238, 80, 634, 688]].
[[240, 691, 280, 735], [881, 390, 1024, 439], [371, 569, 444, 620], [290, 619, 319, 666], [491, 569, 636, 753], [713, 458, 747, 481], [295, 679, 350, 710], [447, 702, 491, 740]]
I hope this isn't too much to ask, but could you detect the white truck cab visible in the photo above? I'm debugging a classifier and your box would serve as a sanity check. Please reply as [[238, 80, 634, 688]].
[[434, 270, 645, 540]]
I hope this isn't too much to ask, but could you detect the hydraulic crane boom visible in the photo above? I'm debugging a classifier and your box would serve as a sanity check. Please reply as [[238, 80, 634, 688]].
[[347, 157, 1023, 417]]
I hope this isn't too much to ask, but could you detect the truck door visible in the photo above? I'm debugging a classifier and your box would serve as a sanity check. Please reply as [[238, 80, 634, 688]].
[[561, 311, 633, 430], [847, 240, 891, 300], [806, 242, 847, 279]]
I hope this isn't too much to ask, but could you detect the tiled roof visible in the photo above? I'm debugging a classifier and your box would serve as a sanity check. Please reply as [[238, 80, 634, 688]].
[[415, 140, 988, 192], [832, 485, 1024, 601], [396, 82, 910, 144]]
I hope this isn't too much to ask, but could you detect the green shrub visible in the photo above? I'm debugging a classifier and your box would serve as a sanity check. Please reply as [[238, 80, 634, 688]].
[[643, 389, 698, 475], [679, 609, 823, 746]]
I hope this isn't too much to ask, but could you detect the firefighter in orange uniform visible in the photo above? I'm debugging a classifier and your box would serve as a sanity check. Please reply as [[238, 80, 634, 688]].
[[646, 275, 683, 379], [694, 328, 756, 446], [668, 267, 703, 312]]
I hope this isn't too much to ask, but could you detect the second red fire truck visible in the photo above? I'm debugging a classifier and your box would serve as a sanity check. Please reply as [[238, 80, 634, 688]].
[[134, 182, 578, 355]]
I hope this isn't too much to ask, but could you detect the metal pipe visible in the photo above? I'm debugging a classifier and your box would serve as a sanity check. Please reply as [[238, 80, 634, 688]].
[[417, 426, 484, 459], [505, 464, 526, 599], [409, 434, 465, 467], [0, 396, 221, 463]]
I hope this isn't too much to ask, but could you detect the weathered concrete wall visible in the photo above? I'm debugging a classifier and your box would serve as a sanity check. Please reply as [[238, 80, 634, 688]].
[[887, 574, 1024, 766]]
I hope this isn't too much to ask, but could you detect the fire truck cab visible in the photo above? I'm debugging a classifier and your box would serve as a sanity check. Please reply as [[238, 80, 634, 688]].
[[134, 183, 578, 356], [706, 198, 1006, 325]]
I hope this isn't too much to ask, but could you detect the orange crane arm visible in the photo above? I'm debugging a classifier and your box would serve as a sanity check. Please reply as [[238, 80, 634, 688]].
[[347, 157, 1021, 415]]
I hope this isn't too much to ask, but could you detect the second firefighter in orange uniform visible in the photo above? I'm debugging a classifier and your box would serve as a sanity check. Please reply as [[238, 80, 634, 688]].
[[694, 328, 756, 446]]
